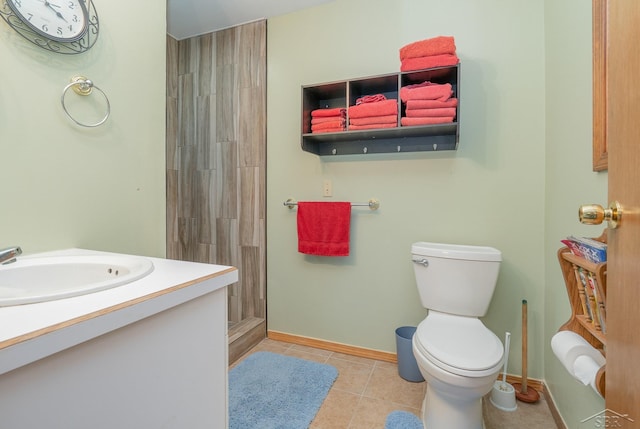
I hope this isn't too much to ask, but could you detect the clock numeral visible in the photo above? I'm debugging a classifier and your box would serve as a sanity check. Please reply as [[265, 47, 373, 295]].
[[67, 24, 73, 32], [41, 23, 48, 32], [72, 14, 78, 23], [13, 0, 21, 7], [57, 26, 63, 35], [67, 1, 74, 9]]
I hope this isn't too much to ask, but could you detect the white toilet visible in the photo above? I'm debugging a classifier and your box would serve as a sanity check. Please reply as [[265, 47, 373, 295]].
[[410, 242, 504, 429]]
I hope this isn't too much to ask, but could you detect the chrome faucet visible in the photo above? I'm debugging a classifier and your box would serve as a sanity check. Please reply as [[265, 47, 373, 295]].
[[0, 246, 22, 265]]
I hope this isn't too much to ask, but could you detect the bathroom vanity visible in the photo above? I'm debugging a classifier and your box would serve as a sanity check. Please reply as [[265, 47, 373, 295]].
[[0, 248, 237, 429]]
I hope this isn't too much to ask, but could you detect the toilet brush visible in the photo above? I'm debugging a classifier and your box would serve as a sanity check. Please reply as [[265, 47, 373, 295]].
[[512, 299, 540, 403], [489, 332, 517, 411]]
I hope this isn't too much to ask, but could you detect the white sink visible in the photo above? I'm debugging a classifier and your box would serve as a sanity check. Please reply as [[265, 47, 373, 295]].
[[0, 254, 154, 306]]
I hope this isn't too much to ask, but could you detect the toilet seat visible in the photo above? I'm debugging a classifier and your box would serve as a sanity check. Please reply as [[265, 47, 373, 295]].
[[414, 311, 503, 378]]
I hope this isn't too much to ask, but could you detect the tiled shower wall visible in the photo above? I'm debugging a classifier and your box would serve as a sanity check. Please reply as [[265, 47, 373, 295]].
[[166, 21, 266, 327]]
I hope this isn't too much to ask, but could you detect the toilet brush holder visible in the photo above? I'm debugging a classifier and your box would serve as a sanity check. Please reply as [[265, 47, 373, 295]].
[[490, 381, 517, 412], [490, 331, 517, 412]]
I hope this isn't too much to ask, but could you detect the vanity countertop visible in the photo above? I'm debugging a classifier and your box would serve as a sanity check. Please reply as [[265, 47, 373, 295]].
[[0, 248, 237, 375]]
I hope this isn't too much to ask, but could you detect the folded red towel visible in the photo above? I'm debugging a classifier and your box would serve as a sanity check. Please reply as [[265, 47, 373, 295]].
[[356, 94, 387, 105], [311, 108, 346, 118], [405, 107, 457, 118], [349, 123, 398, 130], [311, 116, 346, 125], [401, 116, 454, 126], [400, 54, 459, 72], [311, 120, 346, 131], [348, 99, 398, 119], [349, 114, 398, 126], [400, 82, 452, 102], [311, 127, 345, 134], [406, 98, 458, 109], [297, 202, 351, 256], [399, 36, 456, 60]]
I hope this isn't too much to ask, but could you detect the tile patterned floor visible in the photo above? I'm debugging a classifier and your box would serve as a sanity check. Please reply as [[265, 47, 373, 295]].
[[232, 338, 559, 429]]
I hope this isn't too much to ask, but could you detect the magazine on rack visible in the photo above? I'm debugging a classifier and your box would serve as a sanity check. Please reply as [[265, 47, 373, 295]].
[[561, 235, 607, 263]]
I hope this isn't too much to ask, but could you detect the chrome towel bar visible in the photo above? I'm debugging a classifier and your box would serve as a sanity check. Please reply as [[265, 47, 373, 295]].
[[284, 198, 380, 211]]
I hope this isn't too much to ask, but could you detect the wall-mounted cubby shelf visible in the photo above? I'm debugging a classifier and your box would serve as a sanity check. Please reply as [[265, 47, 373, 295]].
[[301, 65, 460, 156]]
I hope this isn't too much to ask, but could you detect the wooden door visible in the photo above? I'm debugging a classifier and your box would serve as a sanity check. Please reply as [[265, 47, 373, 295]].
[[605, 0, 640, 425]]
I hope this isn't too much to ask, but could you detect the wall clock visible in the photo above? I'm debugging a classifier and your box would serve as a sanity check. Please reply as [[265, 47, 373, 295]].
[[0, 0, 99, 54]]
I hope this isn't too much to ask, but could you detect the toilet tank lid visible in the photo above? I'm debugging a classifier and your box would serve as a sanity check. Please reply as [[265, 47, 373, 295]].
[[411, 242, 502, 262]]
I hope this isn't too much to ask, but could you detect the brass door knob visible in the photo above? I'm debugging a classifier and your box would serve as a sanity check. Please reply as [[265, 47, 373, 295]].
[[579, 201, 622, 229]]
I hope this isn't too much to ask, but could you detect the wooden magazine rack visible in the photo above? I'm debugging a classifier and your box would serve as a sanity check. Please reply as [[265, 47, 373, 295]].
[[557, 230, 607, 397]]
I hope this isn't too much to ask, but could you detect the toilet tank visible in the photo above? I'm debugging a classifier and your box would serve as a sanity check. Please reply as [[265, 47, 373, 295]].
[[411, 242, 502, 317]]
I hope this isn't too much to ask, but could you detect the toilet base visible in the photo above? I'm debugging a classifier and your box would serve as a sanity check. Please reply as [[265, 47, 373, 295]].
[[421, 383, 485, 429]]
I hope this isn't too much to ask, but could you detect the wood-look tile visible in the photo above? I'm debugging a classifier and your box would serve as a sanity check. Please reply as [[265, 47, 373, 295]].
[[238, 21, 266, 88], [195, 169, 216, 244], [216, 26, 238, 66], [216, 141, 238, 219], [195, 95, 212, 170], [166, 36, 178, 98], [178, 74, 196, 146], [167, 21, 266, 360], [238, 86, 265, 168], [215, 64, 238, 142], [166, 97, 178, 169], [239, 167, 259, 246], [197, 33, 214, 97]]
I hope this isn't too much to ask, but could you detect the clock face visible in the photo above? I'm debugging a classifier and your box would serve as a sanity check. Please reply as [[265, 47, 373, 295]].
[[6, 0, 88, 42]]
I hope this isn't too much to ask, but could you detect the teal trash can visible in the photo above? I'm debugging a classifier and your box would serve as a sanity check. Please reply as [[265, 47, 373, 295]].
[[395, 326, 424, 382]]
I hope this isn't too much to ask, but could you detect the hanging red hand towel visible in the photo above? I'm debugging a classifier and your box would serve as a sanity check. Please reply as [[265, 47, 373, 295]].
[[297, 202, 351, 256]]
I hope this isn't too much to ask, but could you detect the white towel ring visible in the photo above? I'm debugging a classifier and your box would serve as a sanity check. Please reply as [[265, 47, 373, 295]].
[[61, 76, 111, 128]]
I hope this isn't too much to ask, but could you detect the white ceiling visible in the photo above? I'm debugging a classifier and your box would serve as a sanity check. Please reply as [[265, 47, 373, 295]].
[[167, 0, 335, 40]]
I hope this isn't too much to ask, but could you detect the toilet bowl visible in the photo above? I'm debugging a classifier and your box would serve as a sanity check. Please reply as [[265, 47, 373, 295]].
[[410, 242, 503, 429]]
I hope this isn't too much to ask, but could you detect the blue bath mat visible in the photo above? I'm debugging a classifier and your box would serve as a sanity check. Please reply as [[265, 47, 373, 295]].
[[385, 410, 424, 429], [229, 351, 338, 429]]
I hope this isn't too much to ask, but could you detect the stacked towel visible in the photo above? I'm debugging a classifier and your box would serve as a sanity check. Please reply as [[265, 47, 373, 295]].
[[400, 81, 457, 126], [347, 96, 398, 130], [399, 36, 459, 72], [310, 108, 346, 133]]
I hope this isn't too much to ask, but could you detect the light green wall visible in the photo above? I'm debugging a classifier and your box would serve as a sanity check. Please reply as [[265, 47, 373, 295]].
[[267, 0, 546, 375], [0, 1, 166, 258], [268, 0, 607, 424], [544, 0, 607, 426]]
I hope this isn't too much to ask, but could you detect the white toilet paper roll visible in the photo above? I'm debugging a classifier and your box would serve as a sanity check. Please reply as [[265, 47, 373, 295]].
[[573, 355, 603, 387], [551, 331, 605, 379]]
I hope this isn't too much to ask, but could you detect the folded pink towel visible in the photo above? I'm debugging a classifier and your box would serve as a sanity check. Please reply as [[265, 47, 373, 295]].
[[356, 94, 387, 105], [400, 82, 452, 102], [349, 123, 398, 130], [401, 54, 459, 72], [400, 36, 456, 60], [312, 116, 346, 125], [349, 114, 398, 126], [311, 120, 346, 131], [311, 108, 346, 118], [348, 99, 398, 119], [401, 116, 454, 126], [312, 127, 345, 134], [405, 107, 457, 118], [406, 98, 458, 109]]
